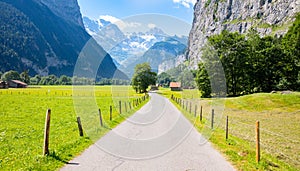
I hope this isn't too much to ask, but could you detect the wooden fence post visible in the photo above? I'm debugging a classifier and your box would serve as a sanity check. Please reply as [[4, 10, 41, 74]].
[[226, 116, 229, 140], [99, 109, 103, 127], [194, 105, 197, 117], [186, 101, 188, 111], [119, 101, 122, 114], [43, 109, 51, 155], [211, 109, 214, 129], [256, 121, 260, 163], [189, 102, 192, 113], [200, 106, 203, 121], [129, 102, 132, 110], [125, 102, 127, 112], [77, 117, 83, 136], [110, 105, 112, 121]]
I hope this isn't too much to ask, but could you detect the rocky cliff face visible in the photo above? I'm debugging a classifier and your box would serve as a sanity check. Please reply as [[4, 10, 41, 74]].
[[35, 0, 84, 28], [188, 0, 300, 68]]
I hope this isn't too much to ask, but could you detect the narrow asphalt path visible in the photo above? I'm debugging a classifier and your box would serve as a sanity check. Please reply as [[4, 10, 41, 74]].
[[61, 93, 235, 171]]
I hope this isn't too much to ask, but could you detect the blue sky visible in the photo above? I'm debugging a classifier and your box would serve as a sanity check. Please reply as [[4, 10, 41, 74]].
[[77, 0, 196, 24]]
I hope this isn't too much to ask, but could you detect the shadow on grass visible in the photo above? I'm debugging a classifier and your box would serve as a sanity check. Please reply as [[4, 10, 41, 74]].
[[48, 151, 79, 165]]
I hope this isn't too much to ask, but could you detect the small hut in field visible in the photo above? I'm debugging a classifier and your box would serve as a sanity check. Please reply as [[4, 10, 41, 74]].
[[8, 80, 28, 88], [170, 82, 182, 91]]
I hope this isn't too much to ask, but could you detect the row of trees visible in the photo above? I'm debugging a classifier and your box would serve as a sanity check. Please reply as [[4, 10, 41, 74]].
[[196, 14, 300, 97], [157, 64, 196, 88], [1, 70, 30, 84], [0, 70, 130, 85]]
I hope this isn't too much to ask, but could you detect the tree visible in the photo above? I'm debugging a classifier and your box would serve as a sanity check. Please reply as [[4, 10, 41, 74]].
[[195, 62, 211, 97], [59, 75, 72, 85], [178, 69, 196, 88], [20, 70, 30, 84], [282, 13, 300, 91], [209, 30, 249, 96], [199, 20, 300, 96], [30, 75, 41, 85], [39, 75, 58, 85], [1, 70, 20, 81], [132, 63, 157, 93], [157, 72, 174, 87]]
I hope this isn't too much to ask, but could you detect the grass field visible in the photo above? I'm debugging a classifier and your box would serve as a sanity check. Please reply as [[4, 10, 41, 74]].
[[0, 86, 148, 170], [159, 88, 300, 170]]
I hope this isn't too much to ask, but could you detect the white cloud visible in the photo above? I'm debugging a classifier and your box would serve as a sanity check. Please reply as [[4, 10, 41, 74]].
[[172, 0, 197, 8], [99, 15, 120, 23], [148, 23, 156, 29], [98, 15, 142, 31]]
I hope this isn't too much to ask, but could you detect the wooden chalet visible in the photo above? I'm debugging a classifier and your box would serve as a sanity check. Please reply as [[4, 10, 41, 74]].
[[170, 82, 182, 91], [8, 80, 28, 88]]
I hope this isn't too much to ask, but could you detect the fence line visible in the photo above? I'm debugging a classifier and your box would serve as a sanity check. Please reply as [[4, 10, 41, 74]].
[[170, 95, 299, 167], [260, 143, 300, 166]]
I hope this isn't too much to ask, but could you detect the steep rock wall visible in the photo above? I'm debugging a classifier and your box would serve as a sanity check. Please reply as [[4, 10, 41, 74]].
[[188, 0, 299, 68], [35, 0, 84, 28]]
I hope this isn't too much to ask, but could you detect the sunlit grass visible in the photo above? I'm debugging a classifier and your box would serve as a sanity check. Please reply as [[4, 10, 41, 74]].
[[159, 88, 300, 170], [0, 86, 148, 170]]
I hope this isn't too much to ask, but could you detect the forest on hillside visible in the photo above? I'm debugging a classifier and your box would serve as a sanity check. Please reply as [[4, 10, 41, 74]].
[[195, 14, 300, 97]]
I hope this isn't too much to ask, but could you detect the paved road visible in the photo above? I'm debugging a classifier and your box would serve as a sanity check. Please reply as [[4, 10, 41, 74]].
[[61, 93, 235, 171]]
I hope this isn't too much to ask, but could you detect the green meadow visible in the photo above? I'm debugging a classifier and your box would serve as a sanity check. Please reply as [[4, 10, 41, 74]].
[[1, 86, 299, 170], [159, 88, 300, 171], [0, 86, 148, 170]]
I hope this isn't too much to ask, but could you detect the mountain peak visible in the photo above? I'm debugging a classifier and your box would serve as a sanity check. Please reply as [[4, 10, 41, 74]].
[[0, 0, 123, 79], [146, 27, 168, 36], [34, 0, 84, 28]]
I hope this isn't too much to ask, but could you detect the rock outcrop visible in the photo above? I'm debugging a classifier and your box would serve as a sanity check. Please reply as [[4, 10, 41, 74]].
[[35, 0, 84, 28], [188, 0, 300, 68]]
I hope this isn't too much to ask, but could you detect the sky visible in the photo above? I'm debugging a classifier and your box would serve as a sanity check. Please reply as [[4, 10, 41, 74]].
[[77, 0, 196, 35]]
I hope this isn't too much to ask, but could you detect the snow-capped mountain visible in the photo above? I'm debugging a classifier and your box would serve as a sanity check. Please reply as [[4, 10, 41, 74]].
[[110, 30, 168, 65], [83, 17, 111, 36], [120, 37, 187, 76], [83, 16, 188, 76]]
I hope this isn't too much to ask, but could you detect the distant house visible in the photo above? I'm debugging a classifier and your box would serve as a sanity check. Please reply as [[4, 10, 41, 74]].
[[150, 85, 159, 91], [0, 81, 8, 89], [170, 82, 182, 91], [8, 80, 28, 88]]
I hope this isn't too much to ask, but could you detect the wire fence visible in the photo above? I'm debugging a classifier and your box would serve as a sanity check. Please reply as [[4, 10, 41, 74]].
[[170, 95, 300, 169]]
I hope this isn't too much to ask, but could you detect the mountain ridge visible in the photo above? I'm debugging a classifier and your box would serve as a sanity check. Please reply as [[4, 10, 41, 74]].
[[33, 0, 84, 28], [0, 0, 124, 79], [83, 16, 188, 76]]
